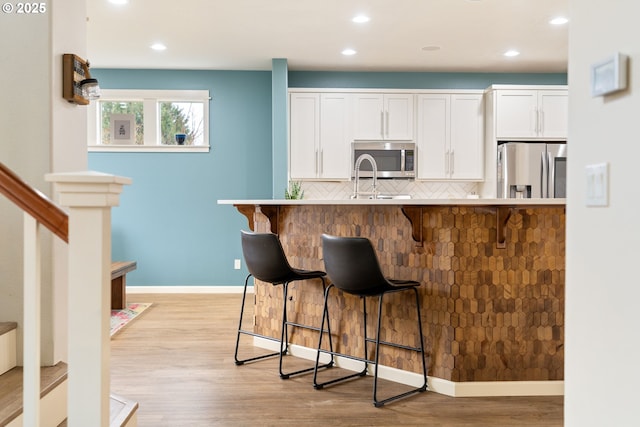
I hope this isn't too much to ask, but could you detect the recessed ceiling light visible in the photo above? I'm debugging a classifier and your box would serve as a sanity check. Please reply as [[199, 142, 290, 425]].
[[150, 43, 167, 51], [342, 48, 357, 56], [504, 50, 520, 57], [352, 15, 370, 24], [549, 16, 569, 25], [109, 0, 129, 4], [421, 46, 441, 52]]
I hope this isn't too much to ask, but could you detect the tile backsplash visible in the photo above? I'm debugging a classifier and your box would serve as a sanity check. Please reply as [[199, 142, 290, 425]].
[[295, 180, 479, 200]]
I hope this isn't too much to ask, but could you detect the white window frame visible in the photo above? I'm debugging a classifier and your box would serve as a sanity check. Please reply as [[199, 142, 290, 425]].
[[88, 89, 211, 152]]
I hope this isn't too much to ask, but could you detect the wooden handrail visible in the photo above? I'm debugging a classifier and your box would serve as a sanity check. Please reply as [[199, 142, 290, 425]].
[[0, 162, 68, 242]]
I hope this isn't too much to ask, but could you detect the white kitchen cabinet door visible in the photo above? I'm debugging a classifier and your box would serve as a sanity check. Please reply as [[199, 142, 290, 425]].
[[416, 94, 449, 179], [353, 93, 414, 140], [495, 90, 538, 139], [289, 92, 352, 180], [319, 93, 352, 179], [417, 93, 483, 180], [289, 93, 319, 179], [537, 91, 568, 138], [495, 89, 568, 139], [354, 93, 384, 139], [450, 94, 484, 180], [384, 94, 414, 140]]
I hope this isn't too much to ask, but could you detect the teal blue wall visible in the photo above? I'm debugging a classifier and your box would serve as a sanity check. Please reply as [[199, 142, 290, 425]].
[[89, 69, 566, 287], [271, 59, 289, 198], [89, 69, 272, 286], [288, 72, 567, 88]]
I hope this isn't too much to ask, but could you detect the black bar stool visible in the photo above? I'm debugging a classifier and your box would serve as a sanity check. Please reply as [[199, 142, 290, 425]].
[[234, 230, 334, 379], [314, 234, 427, 407]]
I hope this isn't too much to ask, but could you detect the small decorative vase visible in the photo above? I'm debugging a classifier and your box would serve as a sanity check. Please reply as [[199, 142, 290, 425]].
[[175, 133, 186, 145]]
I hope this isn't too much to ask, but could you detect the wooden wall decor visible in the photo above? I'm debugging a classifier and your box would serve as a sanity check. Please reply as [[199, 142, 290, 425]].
[[62, 53, 91, 105]]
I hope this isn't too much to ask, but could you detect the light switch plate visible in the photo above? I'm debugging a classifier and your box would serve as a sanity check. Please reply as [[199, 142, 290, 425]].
[[585, 163, 609, 207]]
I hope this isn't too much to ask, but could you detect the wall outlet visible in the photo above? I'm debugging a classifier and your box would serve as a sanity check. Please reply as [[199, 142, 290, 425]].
[[234, 259, 241, 269]]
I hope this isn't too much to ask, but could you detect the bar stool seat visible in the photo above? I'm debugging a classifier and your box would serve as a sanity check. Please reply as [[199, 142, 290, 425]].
[[314, 234, 427, 406], [234, 230, 334, 379]]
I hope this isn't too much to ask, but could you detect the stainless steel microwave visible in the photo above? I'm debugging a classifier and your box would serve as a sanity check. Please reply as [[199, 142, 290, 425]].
[[352, 141, 416, 179]]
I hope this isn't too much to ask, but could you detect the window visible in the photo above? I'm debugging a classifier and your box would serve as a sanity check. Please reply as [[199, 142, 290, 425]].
[[88, 89, 210, 152]]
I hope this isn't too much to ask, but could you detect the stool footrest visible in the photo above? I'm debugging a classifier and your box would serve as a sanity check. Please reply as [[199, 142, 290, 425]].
[[374, 385, 427, 407], [234, 330, 283, 365], [282, 360, 334, 380], [364, 337, 424, 353]]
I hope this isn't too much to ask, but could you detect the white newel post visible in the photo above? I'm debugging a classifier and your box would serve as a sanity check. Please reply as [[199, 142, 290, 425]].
[[46, 171, 131, 427]]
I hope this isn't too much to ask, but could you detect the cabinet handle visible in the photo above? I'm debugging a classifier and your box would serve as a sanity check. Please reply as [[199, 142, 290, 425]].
[[539, 110, 544, 135], [531, 108, 538, 135], [320, 149, 324, 174], [385, 111, 389, 138], [380, 111, 384, 138], [450, 150, 455, 176]]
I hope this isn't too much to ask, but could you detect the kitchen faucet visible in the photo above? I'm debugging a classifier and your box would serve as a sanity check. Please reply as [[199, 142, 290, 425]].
[[352, 153, 378, 199]]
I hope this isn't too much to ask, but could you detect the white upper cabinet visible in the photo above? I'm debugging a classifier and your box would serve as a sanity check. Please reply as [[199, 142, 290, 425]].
[[319, 94, 352, 179], [353, 93, 414, 140], [496, 89, 568, 139], [289, 93, 319, 180], [537, 91, 569, 138], [289, 92, 352, 180], [417, 93, 484, 180]]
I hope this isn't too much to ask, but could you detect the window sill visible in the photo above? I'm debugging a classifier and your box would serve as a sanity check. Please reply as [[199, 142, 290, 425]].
[[88, 145, 210, 153]]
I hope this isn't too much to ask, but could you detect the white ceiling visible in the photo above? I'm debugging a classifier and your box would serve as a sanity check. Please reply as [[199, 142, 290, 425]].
[[86, 0, 569, 73]]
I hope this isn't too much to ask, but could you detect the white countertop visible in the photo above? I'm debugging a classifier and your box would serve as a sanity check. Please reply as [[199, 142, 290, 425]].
[[218, 198, 566, 206]]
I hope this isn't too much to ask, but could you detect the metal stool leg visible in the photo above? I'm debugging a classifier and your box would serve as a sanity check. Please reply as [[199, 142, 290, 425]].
[[414, 287, 428, 390], [313, 286, 367, 389], [372, 289, 428, 407], [280, 278, 335, 379], [360, 296, 371, 375], [234, 274, 281, 365]]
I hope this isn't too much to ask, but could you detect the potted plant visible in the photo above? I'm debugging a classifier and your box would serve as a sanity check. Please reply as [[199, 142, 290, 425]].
[[285, 181, 304, 200]]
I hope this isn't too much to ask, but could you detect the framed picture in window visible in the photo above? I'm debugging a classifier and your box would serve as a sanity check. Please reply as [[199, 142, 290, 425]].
[[110, 114, 135, 145]]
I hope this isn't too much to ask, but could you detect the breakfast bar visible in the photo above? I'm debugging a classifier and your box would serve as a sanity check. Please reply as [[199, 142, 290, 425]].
[[219, 198, 565, 396]]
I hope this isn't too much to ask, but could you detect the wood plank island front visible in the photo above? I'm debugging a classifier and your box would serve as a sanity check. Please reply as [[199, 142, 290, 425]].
[[219, 198, 565, 396]]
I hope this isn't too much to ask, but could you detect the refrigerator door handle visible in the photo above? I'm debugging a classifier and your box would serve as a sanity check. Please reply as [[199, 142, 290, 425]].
[[541, 149, 548, 198], [548, 151, 555, 198]]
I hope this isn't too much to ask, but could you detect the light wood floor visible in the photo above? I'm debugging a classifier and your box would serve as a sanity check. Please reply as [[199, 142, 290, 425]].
[[111, 293, 563, 427]]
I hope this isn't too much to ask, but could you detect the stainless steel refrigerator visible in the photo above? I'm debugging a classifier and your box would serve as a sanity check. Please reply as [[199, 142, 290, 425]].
[[497, 141, 567, 198]]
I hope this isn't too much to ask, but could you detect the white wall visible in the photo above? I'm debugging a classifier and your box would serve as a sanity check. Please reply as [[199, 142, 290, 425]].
[[49, 0, 89, 364], [0, 0, 87, 365], [565, 1, 640, 426], [0, 0, 52, 365]]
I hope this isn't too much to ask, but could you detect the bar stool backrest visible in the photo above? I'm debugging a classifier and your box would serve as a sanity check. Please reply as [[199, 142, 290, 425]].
[[241, 230, 294, 284], [321, 234, 390, 296]]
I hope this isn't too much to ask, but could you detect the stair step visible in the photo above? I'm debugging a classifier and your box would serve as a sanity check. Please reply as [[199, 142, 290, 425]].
[[0, 322, 17, 335], [0, 322, 18, 376], [0, 362, 68, 426]]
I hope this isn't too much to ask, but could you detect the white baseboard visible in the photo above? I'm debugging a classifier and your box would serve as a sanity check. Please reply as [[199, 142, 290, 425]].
[[253, 337, 564, 398], [127, 286, 250, 294]]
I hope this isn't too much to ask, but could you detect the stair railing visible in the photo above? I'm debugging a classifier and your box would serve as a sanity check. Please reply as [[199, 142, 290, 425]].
[[0, 162, 131, 427]]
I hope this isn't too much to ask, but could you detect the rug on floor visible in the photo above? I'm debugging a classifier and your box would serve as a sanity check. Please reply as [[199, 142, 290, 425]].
[[110, 303, 152, 337]]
